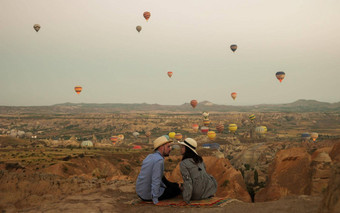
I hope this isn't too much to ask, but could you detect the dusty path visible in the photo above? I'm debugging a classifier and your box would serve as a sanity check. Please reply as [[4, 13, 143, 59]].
[[16, 183, 322, 213]]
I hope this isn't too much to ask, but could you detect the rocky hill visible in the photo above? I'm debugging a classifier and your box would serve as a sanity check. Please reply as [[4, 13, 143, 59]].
[[1, 99, 340, 114]]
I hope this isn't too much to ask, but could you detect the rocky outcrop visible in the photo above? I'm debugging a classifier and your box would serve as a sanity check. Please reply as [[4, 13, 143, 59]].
[[311, 151, 332, 195], [255, 147, 312, 202], [318, 142, 340, 213], [165, 156, 251, 202]]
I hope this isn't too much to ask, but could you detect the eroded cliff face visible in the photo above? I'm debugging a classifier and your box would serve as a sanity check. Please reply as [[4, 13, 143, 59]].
[[318, 142, 340, 213], [255, 147, 313, 202]]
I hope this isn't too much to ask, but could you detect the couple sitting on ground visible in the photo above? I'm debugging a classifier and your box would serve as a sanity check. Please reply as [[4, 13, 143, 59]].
[[136, 136, 217, 205]]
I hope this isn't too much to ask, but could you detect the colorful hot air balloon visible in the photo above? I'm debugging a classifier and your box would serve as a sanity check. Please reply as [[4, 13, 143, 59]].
[[230, 44, 237, 52], [203, 119, 211, 127], [110, 136, 118, 144], [311, 132, 318, 142], [301, 132, 311, 141], [276, 71, 285, 83], [228, 124, 238, 133], [74, 86, 82, 94], [136, 25, 142, 33], [167, 71, 173, 78], [118, 134, 124, 141], [190, 100, 198, 108], [200, 126, 209, 135], [175, 133, 183, 141], [231, 92, 237, 100], [143, 11, 151, 21], [216, 124, 224, 133], [192, 124, 199, 132], [133, 132, 140, 138], [207, 131, 216, 141], [168, 132, 176, 139], [255, 126, 266, 135], [33, 24, 41, 32], [249, 114, 256, 121], [202, 112, 209, 119]]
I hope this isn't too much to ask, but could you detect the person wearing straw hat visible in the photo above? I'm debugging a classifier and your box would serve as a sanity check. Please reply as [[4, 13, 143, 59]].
[[136, 135, 181, 205], [178, 138, 217, 204]]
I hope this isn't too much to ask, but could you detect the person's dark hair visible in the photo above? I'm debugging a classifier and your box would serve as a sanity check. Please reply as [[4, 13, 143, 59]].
[[182, 146, 203, 164]]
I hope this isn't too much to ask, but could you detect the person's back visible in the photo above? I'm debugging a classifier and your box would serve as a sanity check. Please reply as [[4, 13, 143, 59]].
[[180, 158, 217, 201]]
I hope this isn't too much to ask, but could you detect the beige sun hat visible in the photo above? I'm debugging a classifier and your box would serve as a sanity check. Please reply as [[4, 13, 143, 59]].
[[153, 136, 171, 150], [178, 138, 198, 155]]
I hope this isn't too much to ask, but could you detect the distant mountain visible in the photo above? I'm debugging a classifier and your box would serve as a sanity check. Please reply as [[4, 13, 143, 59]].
[[1, 99, 340, 114]]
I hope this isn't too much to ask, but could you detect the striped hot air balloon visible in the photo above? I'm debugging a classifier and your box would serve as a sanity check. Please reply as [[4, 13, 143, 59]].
[[276, 71, 285, 83], [192, 124, 199, 132], [216, 124, 224, 133], [118, 134, 124, 141], [202, 112, 209, 119], [230, 44, 237, 52], [74, 86, 82, 94], [203, 119, 211, 127], [228, 124, 238, 133], [207, 131, 216, 141], [255, 126, 266, 135], [249, 114, 256, 121], [110, 136, 118, 144], [143, 11, 151, 21], [201, 126, 209, 135], [175, 133, 183, 141]]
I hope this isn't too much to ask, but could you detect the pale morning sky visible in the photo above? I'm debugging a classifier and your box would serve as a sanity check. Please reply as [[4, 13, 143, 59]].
[[1, 0, 339, 106]]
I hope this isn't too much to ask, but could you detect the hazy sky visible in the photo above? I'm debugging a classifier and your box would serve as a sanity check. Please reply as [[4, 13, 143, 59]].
[[1, 0, 340, 106]]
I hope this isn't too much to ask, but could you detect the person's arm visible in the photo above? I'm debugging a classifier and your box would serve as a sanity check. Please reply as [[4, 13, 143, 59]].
[[180, 162, 193, 203], [151, 158, 164, 204]]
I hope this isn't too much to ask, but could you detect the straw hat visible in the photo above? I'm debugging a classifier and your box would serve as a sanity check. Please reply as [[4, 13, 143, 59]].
[[153, 136, 171, 150], [178, 138, 198, 155]]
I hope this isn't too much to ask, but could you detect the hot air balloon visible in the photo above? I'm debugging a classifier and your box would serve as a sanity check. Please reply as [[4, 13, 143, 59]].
[[145, 131, 151, 137], [311, 132, 318, 142], [74, 86, 82, 94], [190, 100, 198, 108], [228, 124, 237, 133], [261, 126, 267, 133], [202, 112, 209, 119], [133, 145, 142, 149], [230, 44, 237, 52], [167, 71, 173, 78], [143, 11, 151, 21], [175, 133, 183, 141], [168, 132, 176, 139], [276, 71, 285, 83], [216, 123, 224, 133], [203, 119, 211, 127], [200, 126, 209, 135], [231, 92, 237, 100], [110, 136, 118, 144], [207, 131, 216, 141], [301, 132, 311, 141], [249, 114, 256, 121], [33, 24, 41, 32], [118, 134, 124, 141], [192, 124, 199, 132], [136, 25, 142, 33], [255, 126, 266, 135], [133, 132, 140, 138]]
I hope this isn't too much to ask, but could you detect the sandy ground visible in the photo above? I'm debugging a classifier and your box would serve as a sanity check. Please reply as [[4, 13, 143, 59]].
[[9, 183, 322, 213]]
